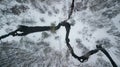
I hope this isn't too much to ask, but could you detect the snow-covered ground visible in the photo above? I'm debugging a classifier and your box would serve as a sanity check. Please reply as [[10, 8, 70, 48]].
[[0, 0, 120, 67]]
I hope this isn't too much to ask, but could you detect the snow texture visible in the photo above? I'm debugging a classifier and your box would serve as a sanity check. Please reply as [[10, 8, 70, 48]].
[[0, 0, 120, 67]]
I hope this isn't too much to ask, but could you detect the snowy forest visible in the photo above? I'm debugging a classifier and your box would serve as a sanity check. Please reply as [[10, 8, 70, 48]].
[[0, 0, 120, 67]]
